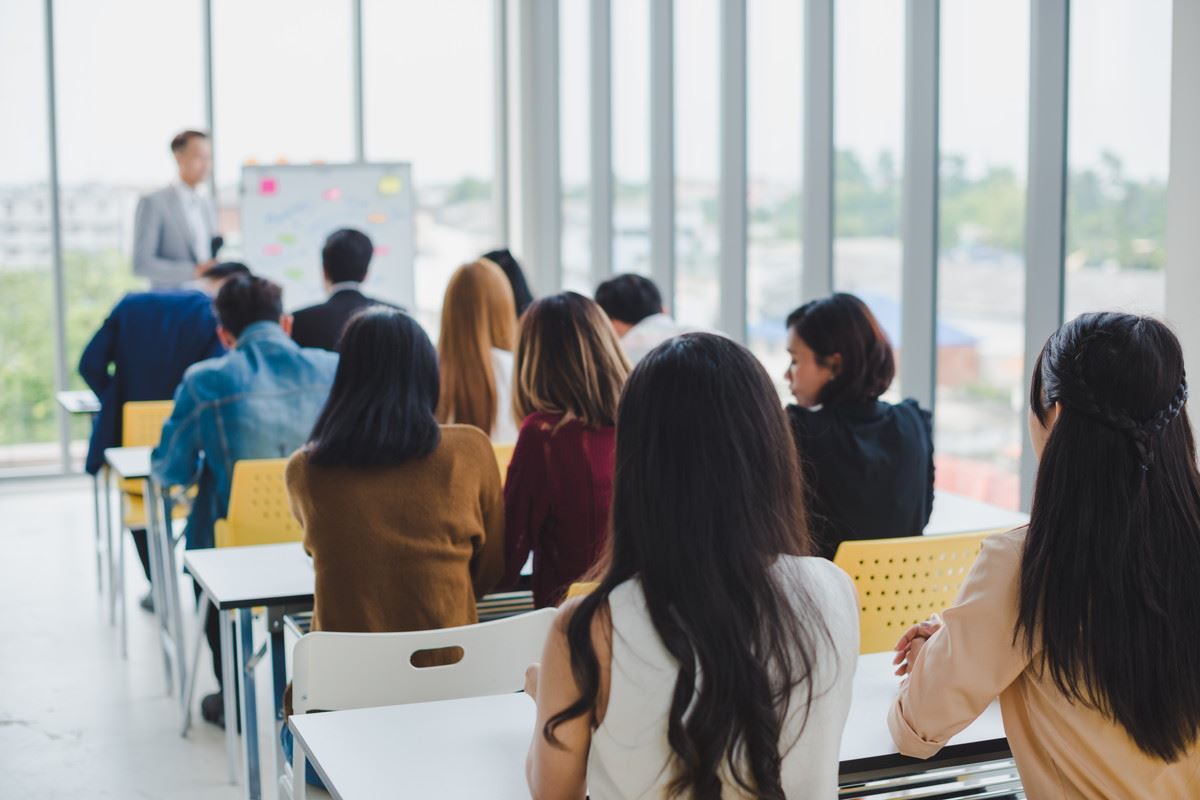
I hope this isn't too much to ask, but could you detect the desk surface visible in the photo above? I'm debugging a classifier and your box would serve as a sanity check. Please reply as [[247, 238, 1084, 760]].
[[290, 651, 1007, 799], [184, 542, 315, 610], [925, 490, 1026, 535], [56, 389, 100, 415], [104, 446, 152, 480]]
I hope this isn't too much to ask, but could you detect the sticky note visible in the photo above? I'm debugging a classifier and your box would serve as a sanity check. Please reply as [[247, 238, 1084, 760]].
[[367, 213, 386, 224], [374, 245, 391, 257], [279, 233, 297, 245], [244, 158, 259, 166], [263, 243, 283, 256], [378, 175, 402, 195], [275, 157, 290, 165], [259, 177, 278, 196], [322, 187, 342, 201]]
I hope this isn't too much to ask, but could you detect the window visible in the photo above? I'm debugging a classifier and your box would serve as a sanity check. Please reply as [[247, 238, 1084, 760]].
[[832, 0, 904, 327], [0, 2, 56, 470], [363, 0, 494, 335], [212, 0, 355, 253], [673, 0, 720, 330], [561, 0, 591, 294], [935, 0, 1030, 510], [611, 0, 651, 278], [55, 0, 206, 461], [747, 0, 803, 380], [1065, 0, 1171, 320]]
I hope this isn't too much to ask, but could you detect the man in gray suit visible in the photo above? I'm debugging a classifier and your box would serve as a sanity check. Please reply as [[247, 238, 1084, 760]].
[[133, 130, 220, 290]]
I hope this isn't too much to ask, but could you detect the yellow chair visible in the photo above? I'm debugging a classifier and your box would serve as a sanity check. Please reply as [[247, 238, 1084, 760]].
[[564, 581, 597, 600], [120, 401, 176, 528], [833, 531, 997, 654], [214, 458, 302, 548], [494, 443, 516, 486]]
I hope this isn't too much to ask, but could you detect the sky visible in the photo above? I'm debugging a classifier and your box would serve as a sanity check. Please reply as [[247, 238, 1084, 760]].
[[0, 0, 1175, 189]]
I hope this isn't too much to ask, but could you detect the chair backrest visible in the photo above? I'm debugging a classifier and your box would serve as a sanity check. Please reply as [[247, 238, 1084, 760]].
[[214, 458, 302, 548], [121, 400, 175, 448], [494, 443, 516, 485], [565, 581, 597, 600], [833, 531, 995, 654], [291, 608, 556, 715]]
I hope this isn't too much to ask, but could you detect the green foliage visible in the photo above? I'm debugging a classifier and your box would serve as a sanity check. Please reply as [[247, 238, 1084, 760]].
[[444, 176, 492, 205]]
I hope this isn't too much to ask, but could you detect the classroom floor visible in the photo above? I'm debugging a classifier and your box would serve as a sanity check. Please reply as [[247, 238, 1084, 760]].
[[0, 476, 282, 799]]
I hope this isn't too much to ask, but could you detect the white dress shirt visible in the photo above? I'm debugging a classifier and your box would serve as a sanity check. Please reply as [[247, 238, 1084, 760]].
[[174, 181, 212, 263], [619, 313, 692, 364]]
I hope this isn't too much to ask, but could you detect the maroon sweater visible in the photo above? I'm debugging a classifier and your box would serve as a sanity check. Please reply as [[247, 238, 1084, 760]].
[[502, 411, 616, 607]]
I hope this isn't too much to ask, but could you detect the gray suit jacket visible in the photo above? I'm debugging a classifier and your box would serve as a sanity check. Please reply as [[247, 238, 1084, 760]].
[[132, 185, 217, 290]]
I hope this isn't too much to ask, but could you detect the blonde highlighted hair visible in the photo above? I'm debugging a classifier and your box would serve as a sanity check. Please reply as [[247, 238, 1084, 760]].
[[437, 259, 518, 434], [513, 292, 631, 428]]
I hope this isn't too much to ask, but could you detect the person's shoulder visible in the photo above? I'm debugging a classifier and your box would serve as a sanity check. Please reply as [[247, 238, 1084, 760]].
[[518, 411, 562, 437], [775, 556, 860, 625], [894, 397, 933, 426], [291, 299, 329, 320], [983, 525, 1027, 562], [439, 424, 498, 472], [142, 185, 174, 204], [296, 345, 339, 371], [285, 447, 312, 482]]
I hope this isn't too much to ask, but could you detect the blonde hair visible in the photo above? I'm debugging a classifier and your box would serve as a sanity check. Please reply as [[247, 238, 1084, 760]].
[[513, 292, 631, 428], [437, 260, 518, 434]]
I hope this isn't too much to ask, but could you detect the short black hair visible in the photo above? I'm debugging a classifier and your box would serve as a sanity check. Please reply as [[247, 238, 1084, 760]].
[[322, 228, 374, 284], [594, 274, 663, 326], [785, 293, 895, 405], [482, 248, 534, 316], [213, 275, 283, 338], [170, 130, 208, 154], [200, 261, 251, 281]]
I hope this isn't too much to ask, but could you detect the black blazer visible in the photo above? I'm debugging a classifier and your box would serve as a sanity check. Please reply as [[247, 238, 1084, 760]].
[[291, 288, 400, 352], [788, 398, 935, 560]]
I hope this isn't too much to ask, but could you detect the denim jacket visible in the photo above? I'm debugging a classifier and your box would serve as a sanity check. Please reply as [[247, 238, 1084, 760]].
[[151, 321, 338, 550]]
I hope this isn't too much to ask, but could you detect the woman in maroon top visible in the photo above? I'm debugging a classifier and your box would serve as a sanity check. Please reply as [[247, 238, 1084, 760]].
[[503, 292, 632, 607]]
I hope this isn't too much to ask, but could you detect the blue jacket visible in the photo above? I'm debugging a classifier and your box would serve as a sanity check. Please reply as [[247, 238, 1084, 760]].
[[151, 322, 338, 550], [78, 291, 224, 475]]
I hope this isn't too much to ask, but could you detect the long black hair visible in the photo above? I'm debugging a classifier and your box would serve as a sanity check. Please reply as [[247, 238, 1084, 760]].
[[545, 333, 832, 799], [786, 293, 895, 405], [1021, 312, 1200, 761], [307, 308, 440, 468]]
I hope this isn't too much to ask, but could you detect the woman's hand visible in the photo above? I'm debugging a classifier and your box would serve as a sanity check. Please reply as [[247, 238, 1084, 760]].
[[524, 663, 540, 702], [892, 615, 942, 676]]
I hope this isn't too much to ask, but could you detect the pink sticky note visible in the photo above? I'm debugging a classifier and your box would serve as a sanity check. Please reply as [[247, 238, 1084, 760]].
[[259, 177, 278, 196], [322, 187, 342, 201], [374, 245, 391, 257], [263, 243, 283, 256]]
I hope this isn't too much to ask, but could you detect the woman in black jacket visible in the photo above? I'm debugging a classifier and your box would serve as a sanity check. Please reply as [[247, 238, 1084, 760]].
[[784, 293, 934, 559]]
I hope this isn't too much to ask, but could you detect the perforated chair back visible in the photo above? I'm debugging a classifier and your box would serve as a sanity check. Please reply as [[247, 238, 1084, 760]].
[[833, 531, 994, 654], [494, 443, 516, 485], [122, 400, 175, 448], [214, 458, 301, 548], [291, 608, 555, 715]]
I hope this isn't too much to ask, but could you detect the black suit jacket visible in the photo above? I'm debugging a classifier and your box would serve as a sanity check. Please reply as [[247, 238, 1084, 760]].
[[291, 288, 400, 351]]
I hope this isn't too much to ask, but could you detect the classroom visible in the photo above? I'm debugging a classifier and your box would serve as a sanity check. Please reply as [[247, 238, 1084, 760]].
[[3, 1, 1199, 798]]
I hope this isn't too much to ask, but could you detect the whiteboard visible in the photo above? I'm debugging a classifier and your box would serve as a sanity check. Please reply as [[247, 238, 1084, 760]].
[[239, 163, 415, 311]]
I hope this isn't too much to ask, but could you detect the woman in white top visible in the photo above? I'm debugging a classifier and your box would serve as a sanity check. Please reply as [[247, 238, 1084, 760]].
[[524, 333, 860, 800], [435, 259, 520, 443]]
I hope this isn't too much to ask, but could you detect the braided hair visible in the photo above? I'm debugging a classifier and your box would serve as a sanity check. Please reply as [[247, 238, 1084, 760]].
[[1020, 312, 1200, 762]]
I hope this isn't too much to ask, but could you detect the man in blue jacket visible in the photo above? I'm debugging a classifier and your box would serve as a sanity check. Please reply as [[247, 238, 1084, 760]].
[[78, 262, 249, 604], [152, 273, 338, 727]]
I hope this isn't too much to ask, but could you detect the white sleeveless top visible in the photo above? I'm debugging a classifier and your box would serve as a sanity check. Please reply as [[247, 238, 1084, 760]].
[[490, 347, 518, 444], [588, 556, 859, 799]]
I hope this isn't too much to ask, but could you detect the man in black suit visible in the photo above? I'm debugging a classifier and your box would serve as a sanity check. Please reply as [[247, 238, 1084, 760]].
[[291, 228, 399, 351]]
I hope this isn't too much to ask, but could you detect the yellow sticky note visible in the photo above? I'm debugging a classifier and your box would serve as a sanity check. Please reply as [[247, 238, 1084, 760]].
[[378, 175, 402, 195], [367, 212, 387, 224]]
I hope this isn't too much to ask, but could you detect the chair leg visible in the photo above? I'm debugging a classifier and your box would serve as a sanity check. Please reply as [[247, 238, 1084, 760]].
[[292, 735, 307, 800], [118, 519, 127, 660], [105, 470, 116, 625], [180, 601, 210, 737], [220, 611, 239, 785], [93, 470, 103, 592]]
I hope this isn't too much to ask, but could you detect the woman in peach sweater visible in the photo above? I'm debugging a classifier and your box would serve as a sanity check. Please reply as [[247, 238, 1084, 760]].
[[890, 313, 1200, 798]]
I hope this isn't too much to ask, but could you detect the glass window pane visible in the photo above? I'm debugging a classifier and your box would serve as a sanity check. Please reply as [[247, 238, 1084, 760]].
[[364, 0, 494, 334], [612, 0, 650, 278], [936, 0, 1030, 510], [213, 0, 355, 252], [55, 0, 206, 464], [0, 3, 58, 471], [673, 0, 720, 330], [561, 0, 591, 294], [833, 0, 904, 329], [747, 0, 803, 382], [1065, 0, 1170, 319]]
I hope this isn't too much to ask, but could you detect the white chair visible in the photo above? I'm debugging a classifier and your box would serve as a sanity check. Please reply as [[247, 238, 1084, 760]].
[[284, 609, 556, 800]]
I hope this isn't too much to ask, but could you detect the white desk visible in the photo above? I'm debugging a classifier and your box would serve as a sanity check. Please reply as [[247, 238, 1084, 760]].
[[103, 446, 152, 657], [289, 651, 1008, 799], [925, 490, 1027, 536], [59, 390, 102, 591]]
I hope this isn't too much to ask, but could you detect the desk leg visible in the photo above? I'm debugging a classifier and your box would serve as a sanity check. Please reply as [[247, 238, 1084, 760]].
[[269, 607, 287, 784], [92, 470, 102, 593], [144, 486, 172, 694], [236, 608, 262, 800], [158, 488, 189, 710], [105, 467, 115, 625], [219, 610, 239, 786]]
